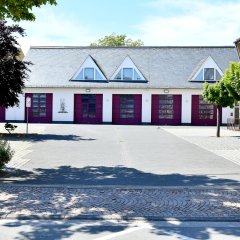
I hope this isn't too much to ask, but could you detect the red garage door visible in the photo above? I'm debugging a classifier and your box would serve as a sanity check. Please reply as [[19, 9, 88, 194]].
[[152, 95, 182, 125], [74, 94, 103, 124], [0, 107, 5, 122], [192, 95, 220, 126], [25, 93, 53, 123], [112, 94, 142, 124]]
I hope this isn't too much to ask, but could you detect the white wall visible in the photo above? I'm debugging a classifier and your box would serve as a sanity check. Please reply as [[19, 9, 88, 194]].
[[222, 107, 234, 124], [6, 94, 25, 121], [18, 87, 232, 125], [103, 93, 112, 123], [52, 92, 74, 122], [181, 93, 192, 124], [141, 92, 151, 123]]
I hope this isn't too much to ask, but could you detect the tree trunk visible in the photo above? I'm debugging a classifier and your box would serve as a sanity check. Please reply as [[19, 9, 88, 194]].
[[216, 105, 221, 137]]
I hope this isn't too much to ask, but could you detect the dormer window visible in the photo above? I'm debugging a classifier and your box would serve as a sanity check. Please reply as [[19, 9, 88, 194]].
[[71, 55, 106, 81], [191, 56, 223, 82], [111, 56, 146, 82], [194, 68, 221, 81], [114, 68, 142, 80], [204, 68, 214, 81]]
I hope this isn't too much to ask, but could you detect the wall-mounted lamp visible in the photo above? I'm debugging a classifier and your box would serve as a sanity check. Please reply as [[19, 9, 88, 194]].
[[163, 89, 169, 93], [234, 38, 240, 60], [85, 88, 91, 93]]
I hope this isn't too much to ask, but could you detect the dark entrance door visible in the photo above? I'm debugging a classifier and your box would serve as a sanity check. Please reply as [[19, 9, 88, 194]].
[[152, 94, 182, 125], [112, 94, 142, 124], [192, 95, 219, 126], [74, 94, 103, 124], [25, 93, 53, 123], [0, 107, 5, 122]]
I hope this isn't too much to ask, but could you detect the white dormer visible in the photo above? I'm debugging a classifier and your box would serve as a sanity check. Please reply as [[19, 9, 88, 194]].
[[191, 56, 223, 82], [111, 56, 146, 81], [72, 56, 106, 81]]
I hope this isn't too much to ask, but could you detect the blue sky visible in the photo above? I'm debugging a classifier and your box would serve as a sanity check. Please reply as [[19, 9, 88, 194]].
[[18, 0, 240, 53]]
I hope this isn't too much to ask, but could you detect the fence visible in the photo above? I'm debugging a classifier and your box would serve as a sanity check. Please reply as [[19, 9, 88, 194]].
[[227, 118, 240, 131]]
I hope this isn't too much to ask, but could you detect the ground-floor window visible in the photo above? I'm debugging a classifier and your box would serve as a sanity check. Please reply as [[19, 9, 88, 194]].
[[159, 95, 174, 119], [191, 95, 219, 126], [198, 96, 214, 120], [74, 94, 103, 124], [112, 94, 142, 124], [82, 94, 96, 119], [120, 95, 135, 119], [152, 94, 181, 125], [25, 93, 52, 123], [32, 93, 47, 118]]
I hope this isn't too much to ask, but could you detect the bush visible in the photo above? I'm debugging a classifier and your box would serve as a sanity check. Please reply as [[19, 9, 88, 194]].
[[0, 140, 14, 170]]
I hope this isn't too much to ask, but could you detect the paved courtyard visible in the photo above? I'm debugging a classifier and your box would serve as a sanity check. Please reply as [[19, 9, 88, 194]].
[[1, 124, 240, 186], [1, 124, 240, 238]]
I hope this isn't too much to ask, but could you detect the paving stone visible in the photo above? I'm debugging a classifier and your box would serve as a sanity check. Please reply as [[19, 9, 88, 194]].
[[0, 185, 239, 220]]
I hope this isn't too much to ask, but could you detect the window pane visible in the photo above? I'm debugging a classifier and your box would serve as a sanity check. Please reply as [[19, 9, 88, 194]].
[[158, 95, 174, 119], [114, 70, 122, 80], [84, 68, 94, 80], [76, 69, 84, 80], [95, 69, 103, 80], [134, 70, 142, 80], [216, 70, 222, 81], [204, 68, 214, 80], [194, 69, 203, 81], [123, 68, 133, 80]]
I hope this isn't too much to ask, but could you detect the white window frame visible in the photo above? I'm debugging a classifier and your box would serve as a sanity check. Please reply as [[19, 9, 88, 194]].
[[203, 68, 215, 81], [84, 67, 95, 80]]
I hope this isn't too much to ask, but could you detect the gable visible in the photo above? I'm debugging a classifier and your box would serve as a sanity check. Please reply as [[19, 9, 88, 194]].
[[111, 56, 146, 81], [72, 55, 107, 81], [190, 56, 223, 82]]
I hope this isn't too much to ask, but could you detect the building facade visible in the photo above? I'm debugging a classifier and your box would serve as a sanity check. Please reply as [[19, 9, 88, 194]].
[[0, 46, 238, 125]]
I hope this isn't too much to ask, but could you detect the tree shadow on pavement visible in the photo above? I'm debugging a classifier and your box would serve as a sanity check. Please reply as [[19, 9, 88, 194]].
[[1, 165, 240, 186], [0, 134, 96, 142], [0, 166, 240, 239]]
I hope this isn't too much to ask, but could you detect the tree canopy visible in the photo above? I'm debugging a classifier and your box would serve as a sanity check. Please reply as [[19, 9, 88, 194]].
[[0, 0, 57, 21], [222, 62, 240, 101], [202, 80, 235, 137], [90, 33, 144, 47], [202, 81, 235, 108], [0, 20, 31, 107]]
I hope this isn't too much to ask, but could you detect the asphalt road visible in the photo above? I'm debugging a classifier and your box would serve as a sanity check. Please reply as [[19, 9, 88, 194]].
[[0, 220, 240, 240], [1, 124, 240, 186]]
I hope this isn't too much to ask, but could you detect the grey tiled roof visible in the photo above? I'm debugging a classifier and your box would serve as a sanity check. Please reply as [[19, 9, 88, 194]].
[[24, 46, 238, 89]]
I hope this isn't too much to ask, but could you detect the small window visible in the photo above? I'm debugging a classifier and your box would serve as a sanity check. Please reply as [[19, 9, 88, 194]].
[[204, 68, 214, 81], [95, 69, 103, 80], [194, 68, 221, 81], [84, 68, 94, 80], [123, 68, 133, 80]]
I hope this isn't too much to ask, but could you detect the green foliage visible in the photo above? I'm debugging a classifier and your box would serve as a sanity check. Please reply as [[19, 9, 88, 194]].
[[202, 81, 235, 108], [4, 122, 17, 134], [222, 62, 240, 101], [0, 0, 57, 21], [0, 20, 31, 107], [90, 33, 144, 47], [0, 140, 14, 170]]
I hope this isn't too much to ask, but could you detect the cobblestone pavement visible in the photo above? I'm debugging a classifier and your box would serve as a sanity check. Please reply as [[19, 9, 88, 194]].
[[0, 123, 46, 168], [162, 126, 240, 166], [0, 185, 239, 221]]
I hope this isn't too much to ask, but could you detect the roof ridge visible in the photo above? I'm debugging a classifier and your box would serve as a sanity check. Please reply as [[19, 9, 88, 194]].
[[30, 45, 235, 49]]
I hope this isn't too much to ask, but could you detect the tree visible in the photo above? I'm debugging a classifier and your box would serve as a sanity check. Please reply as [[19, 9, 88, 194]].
[[202, 81, 234, 137], [0, 20, 31, 107], [0, 0, 57, 21], [222, 62, 240, 101], [90, 33, 144, 47]]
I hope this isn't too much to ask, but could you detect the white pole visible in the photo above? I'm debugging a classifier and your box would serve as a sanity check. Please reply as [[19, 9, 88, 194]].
[[26, 106, 29, 135]]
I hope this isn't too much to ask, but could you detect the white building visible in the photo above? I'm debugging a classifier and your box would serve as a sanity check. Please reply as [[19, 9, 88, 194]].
[[0, 46, 238, 125]]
